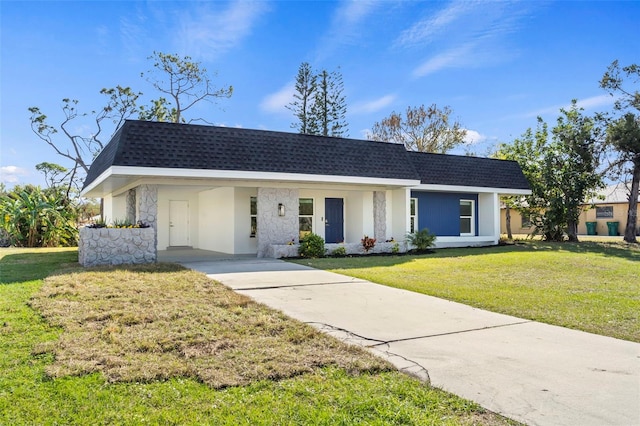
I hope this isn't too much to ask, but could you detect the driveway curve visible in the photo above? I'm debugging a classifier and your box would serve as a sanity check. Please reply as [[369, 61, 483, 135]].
[[177, 256, 640, 426]]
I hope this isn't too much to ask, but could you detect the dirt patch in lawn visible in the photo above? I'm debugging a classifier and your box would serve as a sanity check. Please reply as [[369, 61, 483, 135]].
[[30, 263, 391, 388]]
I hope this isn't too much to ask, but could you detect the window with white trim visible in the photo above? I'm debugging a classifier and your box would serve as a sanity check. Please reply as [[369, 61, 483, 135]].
[[460, 200, 474, 236], [299, 198, 313, 239], [250, 197, 257, 237], [410, 198, 417, 233]]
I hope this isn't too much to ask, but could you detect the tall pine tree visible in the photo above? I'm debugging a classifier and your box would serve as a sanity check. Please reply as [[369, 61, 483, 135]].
[[286, 62, 316, 134], [288, 63, 348, 137]]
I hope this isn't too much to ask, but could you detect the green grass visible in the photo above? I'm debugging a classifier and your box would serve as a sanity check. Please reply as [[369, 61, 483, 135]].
[[292, 241, 640, 342], [0, 247, 515, 425]]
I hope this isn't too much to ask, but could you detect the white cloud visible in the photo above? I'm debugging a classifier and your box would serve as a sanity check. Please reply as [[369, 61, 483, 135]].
[[314, 0, 379, 61], [523, 95, 618, 118], [260, 82, 295, 114], [463, 129, 486, 145], [412, 43, 476, 77], [176, 1, 269, 61], [351, 94, 396, 114], [1, 166, 29, 184], [576, 94, 617, 110], [395, 2, 473, 47], [402, 2, 540, 77]]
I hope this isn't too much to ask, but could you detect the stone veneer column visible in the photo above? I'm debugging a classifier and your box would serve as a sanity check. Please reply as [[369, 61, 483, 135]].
[[373, 191, 387, 242], [257, 188, 299, 257], [125, 189, 136, 224], [136, 184, 158, 258]]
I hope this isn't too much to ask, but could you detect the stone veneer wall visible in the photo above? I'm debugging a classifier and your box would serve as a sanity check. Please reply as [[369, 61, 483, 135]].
[[125, 189, 136, 223], [373, 191, 387, 242], [136, 185, 158, 229], [78, 227, 156, 266], [257, 187, 299, 257]]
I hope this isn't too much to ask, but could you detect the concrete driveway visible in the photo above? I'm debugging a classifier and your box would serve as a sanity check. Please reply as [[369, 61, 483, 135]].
[[176, 256, 640, 426]]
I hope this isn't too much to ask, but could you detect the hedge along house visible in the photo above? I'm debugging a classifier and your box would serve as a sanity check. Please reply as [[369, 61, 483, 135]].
[[80, 120, 530, 263]]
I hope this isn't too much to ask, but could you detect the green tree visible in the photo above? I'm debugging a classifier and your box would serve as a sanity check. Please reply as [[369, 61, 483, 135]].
[[310, 69, 348, 137], [36, 162, 68, 187], [548, 103, 604, 242], [0, 184, 78, 247], [498, 104, 604, 242], [497, 119, 550, 239], [600, 60, 640, 243], [606, 113, 640, 242], [139, 51, 233, 124], [368, 104, 467, 153], [288, 63, 348, 137], [287, 62, 317, 134]]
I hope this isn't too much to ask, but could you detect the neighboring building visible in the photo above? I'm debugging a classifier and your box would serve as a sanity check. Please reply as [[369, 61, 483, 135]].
[[578, 184, 640, 236], [499, 183, 640, 236], [499, 205, 534, 236], [81, 120, 531, 259]]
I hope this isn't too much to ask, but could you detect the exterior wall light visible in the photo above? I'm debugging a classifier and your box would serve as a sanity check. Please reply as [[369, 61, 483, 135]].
[[278, 203, 285, 216]]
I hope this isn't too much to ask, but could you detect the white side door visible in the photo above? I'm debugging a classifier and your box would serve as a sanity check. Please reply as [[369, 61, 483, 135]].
[[169, 200, 190, 246]]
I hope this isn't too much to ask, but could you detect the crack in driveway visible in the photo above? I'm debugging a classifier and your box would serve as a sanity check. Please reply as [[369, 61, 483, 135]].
[[230, 280, 363, 291]]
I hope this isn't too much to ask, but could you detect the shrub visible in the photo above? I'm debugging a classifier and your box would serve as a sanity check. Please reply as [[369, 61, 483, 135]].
[[391, 242, 400, 254], [331, 246, 347, 257], [406, 228, 436, 251], [361, 235, 376, 252], [298, 233, 325, 258]]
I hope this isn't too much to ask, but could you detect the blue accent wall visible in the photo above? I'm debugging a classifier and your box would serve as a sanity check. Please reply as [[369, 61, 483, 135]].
[[411, 191, 478, 236]]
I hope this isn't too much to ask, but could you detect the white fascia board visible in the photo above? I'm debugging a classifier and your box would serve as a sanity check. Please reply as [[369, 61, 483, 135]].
[[412, 184, 531, 195], [80, 168, 113, 197], [95, 166, 420, 190]]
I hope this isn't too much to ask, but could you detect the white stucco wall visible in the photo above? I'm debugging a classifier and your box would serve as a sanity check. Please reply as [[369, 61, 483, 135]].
[[478, 192, 499, 243], [234, 187, 258, 254], [343, 191, 377, 243], [102, 193, 127, 224], [197, 187, 234, 253], [390, 188, 410, 241], [385, 190, 394, 240]]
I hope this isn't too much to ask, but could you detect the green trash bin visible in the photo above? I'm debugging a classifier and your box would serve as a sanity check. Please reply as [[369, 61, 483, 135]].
[[606, 221, 619, 236], [586, 222, 597, 235]]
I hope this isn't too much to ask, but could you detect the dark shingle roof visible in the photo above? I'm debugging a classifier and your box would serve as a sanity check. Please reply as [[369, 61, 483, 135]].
[[83, 120, 530, 192], [408, 151, 530, 190], [83, 120, 418, 188]]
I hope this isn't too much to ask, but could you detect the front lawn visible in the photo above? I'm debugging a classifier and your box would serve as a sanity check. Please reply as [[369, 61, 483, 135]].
[[0, 248, 514, 425], [292, 241, 640, 342]]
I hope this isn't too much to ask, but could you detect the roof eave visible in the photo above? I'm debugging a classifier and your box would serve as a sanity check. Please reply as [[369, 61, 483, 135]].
[[413, 183, 531, 195], [83, 166, 421, 196]]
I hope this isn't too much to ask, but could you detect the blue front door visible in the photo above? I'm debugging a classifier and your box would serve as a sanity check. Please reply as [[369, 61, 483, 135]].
[[325, 198, 344, 243]]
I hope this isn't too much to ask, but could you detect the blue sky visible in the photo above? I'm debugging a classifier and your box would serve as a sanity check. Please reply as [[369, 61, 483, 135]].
[[1, 0, 638, 187]]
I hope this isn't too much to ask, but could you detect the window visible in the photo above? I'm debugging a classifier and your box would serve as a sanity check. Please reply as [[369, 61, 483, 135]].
[[521, 213, 531, 228], [460, 200, 474, 236], [250, 197, 257, 237], [596, 206, 613, 219], [410, 198, 417, 233], [299, 198, 313, 239]]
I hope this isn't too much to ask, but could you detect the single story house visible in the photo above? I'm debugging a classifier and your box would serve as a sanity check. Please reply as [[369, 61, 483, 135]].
[[500, 183, 639, 236], [80, 120, 530, 262], [578, 184, 640, 236]]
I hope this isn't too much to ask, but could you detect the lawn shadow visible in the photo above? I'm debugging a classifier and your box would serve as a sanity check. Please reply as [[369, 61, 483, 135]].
[[0, 249, 80, 285]]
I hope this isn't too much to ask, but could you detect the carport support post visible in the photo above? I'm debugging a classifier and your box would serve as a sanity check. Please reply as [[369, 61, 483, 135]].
[[136, 184, 158, 258], [256, 188, 299, 257], [125, 189, 136, 224], [373, 191, 387, 242]]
